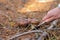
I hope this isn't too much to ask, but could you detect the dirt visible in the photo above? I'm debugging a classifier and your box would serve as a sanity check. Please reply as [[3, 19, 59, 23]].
[[0, 0, 60, 40]]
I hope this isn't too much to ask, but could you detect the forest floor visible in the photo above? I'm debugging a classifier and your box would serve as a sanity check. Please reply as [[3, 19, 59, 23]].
[[0, 0, 60, 40]]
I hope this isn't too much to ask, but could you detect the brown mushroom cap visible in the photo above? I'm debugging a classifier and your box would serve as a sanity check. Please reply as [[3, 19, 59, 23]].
[[31, 18, 40, 25], [16, 18, 28, 27]]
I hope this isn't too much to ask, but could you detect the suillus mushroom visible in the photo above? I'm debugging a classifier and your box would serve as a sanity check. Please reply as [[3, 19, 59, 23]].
[[16, 18, 29, 27], [30, 18, 40, 29], [31, 18, 40, 25]]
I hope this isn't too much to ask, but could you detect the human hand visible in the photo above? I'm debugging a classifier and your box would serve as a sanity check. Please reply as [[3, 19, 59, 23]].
[[42, 7, 60, 22]]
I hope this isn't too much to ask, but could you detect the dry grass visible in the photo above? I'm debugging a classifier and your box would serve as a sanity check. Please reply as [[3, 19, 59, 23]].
[[0, 0, 60, 40]]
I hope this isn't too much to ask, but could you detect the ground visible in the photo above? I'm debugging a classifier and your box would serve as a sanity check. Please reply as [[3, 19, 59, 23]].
[[0, 0, 60, 40]]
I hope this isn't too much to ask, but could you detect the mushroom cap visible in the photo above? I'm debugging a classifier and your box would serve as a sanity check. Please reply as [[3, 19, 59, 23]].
[[31, 18, 40, 25], [16, 18, 28, 27]]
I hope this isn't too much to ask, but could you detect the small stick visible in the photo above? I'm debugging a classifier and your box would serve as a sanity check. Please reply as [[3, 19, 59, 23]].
[[48, 19, 58, 29], [8, 30, 43, 40], [38, 32, 48, 40], [9, 20, 59, 40], [38, 19, 58, 40]]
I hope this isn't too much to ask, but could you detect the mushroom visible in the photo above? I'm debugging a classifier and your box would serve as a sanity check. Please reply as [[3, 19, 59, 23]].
[[29, 18, 40, 29], [16, 18, 29, 27], [31, 18, 40, 25]]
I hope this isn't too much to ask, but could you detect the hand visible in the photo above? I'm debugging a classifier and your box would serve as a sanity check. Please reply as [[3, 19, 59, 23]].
[[42, 7, 60, 22]]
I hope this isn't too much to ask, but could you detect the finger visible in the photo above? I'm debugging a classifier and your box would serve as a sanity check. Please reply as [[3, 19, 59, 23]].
[[43, 16, 55, 22], [42, 14, 53, 21]]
